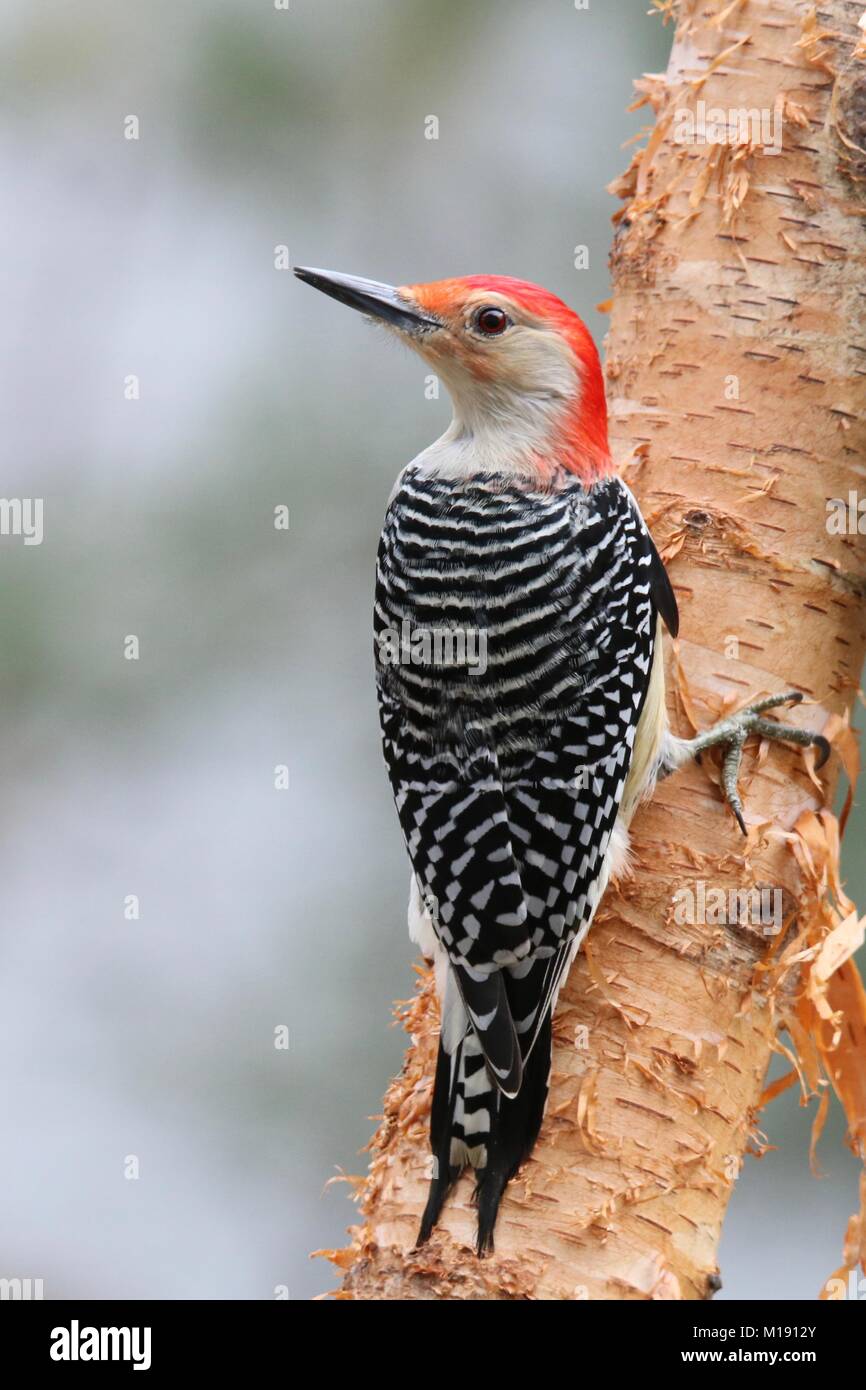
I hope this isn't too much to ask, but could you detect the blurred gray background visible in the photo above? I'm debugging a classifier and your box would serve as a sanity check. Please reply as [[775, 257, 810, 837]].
[[0, 0, 861, 1301]]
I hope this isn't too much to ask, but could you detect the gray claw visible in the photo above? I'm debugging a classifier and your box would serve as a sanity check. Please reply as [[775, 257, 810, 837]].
[[813, 735, 831, 770], [679, 690, 829, 835], [721, 734, 748, 835]]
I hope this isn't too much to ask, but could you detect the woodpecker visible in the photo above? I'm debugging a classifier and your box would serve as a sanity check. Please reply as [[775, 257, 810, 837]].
[[295, 266, 830, 1255]]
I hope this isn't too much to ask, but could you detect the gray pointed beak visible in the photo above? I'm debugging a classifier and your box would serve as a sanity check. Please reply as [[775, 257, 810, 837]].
[[293, 266, 441, 335]]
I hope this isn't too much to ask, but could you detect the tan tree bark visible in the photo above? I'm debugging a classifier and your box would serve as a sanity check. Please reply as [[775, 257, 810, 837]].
[[323, 0, 866, 1300]]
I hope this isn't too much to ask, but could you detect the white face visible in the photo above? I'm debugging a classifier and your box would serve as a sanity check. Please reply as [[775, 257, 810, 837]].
[[411, 292, 580, 402], [404, 293, 583, 478]]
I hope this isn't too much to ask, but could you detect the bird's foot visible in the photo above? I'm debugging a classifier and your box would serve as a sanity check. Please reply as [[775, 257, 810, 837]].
[[673, 692, 830, 835]]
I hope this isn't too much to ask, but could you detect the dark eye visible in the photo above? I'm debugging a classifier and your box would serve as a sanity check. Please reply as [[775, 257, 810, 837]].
[[474, 306, 509, 336]]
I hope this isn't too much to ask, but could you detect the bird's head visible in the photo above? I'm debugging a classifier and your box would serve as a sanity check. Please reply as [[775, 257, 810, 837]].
[[294, 267, 613, 482]]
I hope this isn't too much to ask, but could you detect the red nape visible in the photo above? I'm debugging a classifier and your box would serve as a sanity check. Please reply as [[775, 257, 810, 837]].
[[464, 276, 614, 484]]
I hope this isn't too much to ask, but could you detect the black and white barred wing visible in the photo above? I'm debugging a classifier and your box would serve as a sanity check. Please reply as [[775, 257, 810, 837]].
[[374, 469, 671, 1095]]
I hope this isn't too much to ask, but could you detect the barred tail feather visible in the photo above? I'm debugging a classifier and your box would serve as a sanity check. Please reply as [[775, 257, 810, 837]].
[[417, 1036, 462, 1245], [417, 1015, 553, 1255], [417, 1030, 493, 1246]]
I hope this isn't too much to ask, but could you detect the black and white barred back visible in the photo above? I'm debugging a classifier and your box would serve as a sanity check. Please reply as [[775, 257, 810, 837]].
[[374, 465, 677, 1252]]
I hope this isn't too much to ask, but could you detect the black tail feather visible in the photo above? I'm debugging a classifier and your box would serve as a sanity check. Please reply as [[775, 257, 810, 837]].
[[475, 1012, 552, 1255], [416, 1036, 462, 1246]]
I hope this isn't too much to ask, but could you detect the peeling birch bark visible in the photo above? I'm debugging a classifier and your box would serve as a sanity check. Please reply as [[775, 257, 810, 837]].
[[322, 0, 866, 1300]]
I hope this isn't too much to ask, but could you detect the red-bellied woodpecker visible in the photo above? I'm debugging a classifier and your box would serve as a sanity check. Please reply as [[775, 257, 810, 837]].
[[295, 266, 830, 1255]]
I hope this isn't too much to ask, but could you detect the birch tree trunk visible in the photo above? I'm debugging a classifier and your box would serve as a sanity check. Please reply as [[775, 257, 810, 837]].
[[324, 0, 866, 1300]]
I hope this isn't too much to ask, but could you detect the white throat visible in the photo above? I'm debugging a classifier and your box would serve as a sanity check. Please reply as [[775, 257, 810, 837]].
[[410, 342, 581, 481]]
